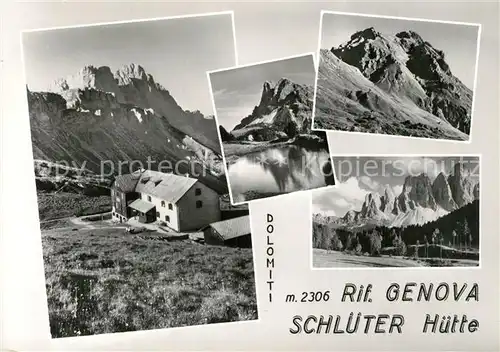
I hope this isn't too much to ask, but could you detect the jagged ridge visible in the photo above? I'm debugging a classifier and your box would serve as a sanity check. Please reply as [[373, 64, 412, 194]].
[[229, 78, 314, 141], [27, 64, 228, 193], [326, 162, 479, 228], [47, 63, 221, 153]]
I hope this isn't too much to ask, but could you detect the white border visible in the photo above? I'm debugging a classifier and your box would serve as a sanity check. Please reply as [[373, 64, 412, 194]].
[[21, 11, 236, 33], [309, 153, 482, 271], [207, 52, 339, 207], [311, 10, 482, 144], [20, 10, 263, 340]]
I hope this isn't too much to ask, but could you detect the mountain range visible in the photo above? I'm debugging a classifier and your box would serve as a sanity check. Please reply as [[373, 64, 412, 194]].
[[314, 27, 473, 140], [314, 162, 479, 229], [27, 63, 227, 193], [221, 78, 314, 142]]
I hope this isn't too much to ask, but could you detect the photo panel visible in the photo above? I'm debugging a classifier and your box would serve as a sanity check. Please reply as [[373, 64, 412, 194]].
[[312, 155, 480, 268], [208, 54, 336, 205], [21, 12, 259, 338], [313, 11, 481, 142]]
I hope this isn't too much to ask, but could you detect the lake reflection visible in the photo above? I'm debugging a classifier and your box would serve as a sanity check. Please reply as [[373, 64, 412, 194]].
[[228, 145, 334, 203]]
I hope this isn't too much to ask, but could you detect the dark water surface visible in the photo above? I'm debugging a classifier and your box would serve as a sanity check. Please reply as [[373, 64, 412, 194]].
[[227, 145, 334, 203]]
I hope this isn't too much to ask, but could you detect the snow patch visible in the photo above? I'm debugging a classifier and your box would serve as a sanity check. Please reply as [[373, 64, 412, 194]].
[[131, 108, 143, 123], [94, 109, 101, 116], [390, 206, 448, 228], [248, 108, 279, 126]]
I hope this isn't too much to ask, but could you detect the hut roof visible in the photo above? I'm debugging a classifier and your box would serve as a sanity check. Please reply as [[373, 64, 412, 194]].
[[208, 215, 251, 240]]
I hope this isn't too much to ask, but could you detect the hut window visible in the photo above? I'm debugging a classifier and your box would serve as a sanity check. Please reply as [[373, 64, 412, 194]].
[[168, 203, 173, 210], [161, 201, 165, 207], [195, 188, 201, 196], [147, 195, 152, 202], [196, 200, 203, 208], [165, 215, 170, 222], [156, 211, 160, 218]]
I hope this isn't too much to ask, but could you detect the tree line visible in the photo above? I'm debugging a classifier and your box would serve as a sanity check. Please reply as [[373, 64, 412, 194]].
[[313, 200, 479, 258]]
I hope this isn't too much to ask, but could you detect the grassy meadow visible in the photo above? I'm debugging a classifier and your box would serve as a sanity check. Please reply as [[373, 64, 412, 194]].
[[38, 191, 111, 221], [42, 227, 258, 337]]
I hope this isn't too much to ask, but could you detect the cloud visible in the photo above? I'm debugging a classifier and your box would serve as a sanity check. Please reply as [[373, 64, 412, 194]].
[[392, 185, 403, 196], [332, 197, 350, 208], [312, 177, 369, 216], [359, 175, 379, 191]]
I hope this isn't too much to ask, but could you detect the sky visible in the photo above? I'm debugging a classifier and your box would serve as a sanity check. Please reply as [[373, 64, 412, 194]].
[[312, 156, 480, 217], [321, 13, 480, 90], [22, 13, 235, 116], [209, 54, 316, 131]]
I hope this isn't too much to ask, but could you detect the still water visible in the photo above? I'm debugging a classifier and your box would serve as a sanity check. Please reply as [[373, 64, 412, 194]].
[[227, 145, 334, 203]]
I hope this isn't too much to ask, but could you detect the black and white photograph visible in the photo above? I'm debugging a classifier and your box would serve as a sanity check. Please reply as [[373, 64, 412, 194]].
[[313, 12, 481, 141], [312, 156, 480, 268], [208, 54, 335, 205], [21, 12, 259, 338]]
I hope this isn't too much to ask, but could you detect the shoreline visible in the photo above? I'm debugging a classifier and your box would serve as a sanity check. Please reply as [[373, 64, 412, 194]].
[[223, 134, 329, 166]]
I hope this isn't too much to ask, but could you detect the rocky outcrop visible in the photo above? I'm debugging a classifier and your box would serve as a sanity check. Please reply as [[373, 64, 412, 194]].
[[473, 183, 480, 200], [448, 162, 476, 207], [432, 172, 457, 211], [360, 193, 383, 219], [219, 125, 234, 142], [380, 186, 395, 214], [398, 174, 437, 211], [231, 78, 313, 139], [342, 209, 359, 223]]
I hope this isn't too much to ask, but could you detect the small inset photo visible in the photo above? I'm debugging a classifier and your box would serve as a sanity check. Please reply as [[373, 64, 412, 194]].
[[209, 54, 335, 205], [313, 11, 481, 141], [312, 155, 480, 268]]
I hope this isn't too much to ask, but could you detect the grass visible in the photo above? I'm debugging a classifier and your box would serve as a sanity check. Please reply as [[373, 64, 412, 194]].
[[38, 191, 111, 221], [42, 227, 258, 337], [313, 247, 479, 268]]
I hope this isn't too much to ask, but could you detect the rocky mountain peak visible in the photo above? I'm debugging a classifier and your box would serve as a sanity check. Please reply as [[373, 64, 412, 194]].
[[343, 209, 358, 223], [447, 162, 476, 207], [114, 63, 149, 85], [398, 173, 437, 211], [432, 171, 457, 211], [256, 77, 311, 109], [351, 27, 380, 41], [396, 30, 423, 40], [231, 77, 314, 139], [396, 30, 428, 55], [380, 185, 396, 213], [360, 192, 383, 218], [49, 65, 117, 94]]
